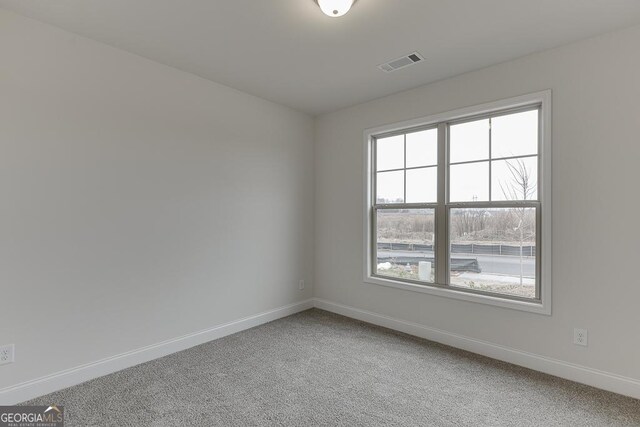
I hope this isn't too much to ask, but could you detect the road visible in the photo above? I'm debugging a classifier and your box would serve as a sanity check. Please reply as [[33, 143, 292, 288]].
[[377, 250, 535, 277]]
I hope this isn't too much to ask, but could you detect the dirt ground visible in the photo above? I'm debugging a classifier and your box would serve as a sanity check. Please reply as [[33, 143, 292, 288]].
[[377, 264, 536, 299]]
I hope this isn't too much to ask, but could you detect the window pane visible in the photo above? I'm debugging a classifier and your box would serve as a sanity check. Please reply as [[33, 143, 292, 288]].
[[449, 119, 489, 163], [376, 170, 404, 203], [449, 207, 537, 299], [406, 167, 437, 203], [376, 208, 435, 283], [492, 110, 538, 159], [450, 162, 489, 202], [492, 157, 538, 201], [376, 135, 404, 171], [406, 128, 437, 168]]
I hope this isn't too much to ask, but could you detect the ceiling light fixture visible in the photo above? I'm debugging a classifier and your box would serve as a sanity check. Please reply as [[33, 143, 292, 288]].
[[314, 0, 357, 18]]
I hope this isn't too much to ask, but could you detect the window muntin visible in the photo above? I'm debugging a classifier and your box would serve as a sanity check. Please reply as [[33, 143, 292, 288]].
[[373, 126, 438, 284], [448, 110, 539, 203], [371, 104, 543, 302]]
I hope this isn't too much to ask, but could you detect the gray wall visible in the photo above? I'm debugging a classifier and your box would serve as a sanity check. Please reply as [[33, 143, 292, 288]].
[[0, 9, 314, 389], [315, 24, 640, 379], [2, 5, 639, 397]]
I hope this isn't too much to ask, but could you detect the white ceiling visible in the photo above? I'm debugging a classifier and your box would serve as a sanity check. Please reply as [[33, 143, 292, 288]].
[[2, 0, 640, 115]]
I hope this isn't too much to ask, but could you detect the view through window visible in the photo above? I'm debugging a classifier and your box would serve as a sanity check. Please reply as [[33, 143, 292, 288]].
[[372, 106, 542, 301]]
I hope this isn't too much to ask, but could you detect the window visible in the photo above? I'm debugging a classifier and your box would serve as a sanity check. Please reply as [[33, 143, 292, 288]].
[[365, 91, 551, 314]]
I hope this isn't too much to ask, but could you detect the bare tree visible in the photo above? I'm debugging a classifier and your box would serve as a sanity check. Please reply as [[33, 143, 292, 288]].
[[452, 207, 488, 239], [500, 158, 536, 201], [500, 158, 536, 286]]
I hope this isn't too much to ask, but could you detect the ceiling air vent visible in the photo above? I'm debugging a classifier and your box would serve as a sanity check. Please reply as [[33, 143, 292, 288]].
[[378, 52, 424, 73]]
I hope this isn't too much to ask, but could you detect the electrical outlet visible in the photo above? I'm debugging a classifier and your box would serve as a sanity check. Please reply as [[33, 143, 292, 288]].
[[0, 344, 14, 365], [573, 328, 588, 347], [298, 280, 305, 290]]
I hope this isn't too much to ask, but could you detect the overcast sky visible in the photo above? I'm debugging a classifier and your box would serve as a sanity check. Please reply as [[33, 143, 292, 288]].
[[376, 110, 538, 203]]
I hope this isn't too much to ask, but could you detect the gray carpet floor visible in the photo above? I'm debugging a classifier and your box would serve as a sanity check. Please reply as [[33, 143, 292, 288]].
[[24, 309, 640, 426]]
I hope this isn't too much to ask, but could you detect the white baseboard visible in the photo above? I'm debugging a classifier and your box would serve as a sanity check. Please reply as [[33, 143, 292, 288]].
[[3, 297, 638, 405], [313, 298, 640, 400], [0, 299, 314, 405]]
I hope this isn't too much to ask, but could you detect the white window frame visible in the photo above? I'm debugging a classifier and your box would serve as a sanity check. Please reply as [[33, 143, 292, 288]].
[[363, 90, 552, 315]]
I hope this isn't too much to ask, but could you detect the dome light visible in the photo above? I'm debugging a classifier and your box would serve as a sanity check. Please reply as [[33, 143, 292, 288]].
[[315, 0, 356, 18]]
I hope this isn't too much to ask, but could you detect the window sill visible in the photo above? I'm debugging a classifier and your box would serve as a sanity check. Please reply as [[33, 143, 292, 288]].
[[364, 275, 551, 315]]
